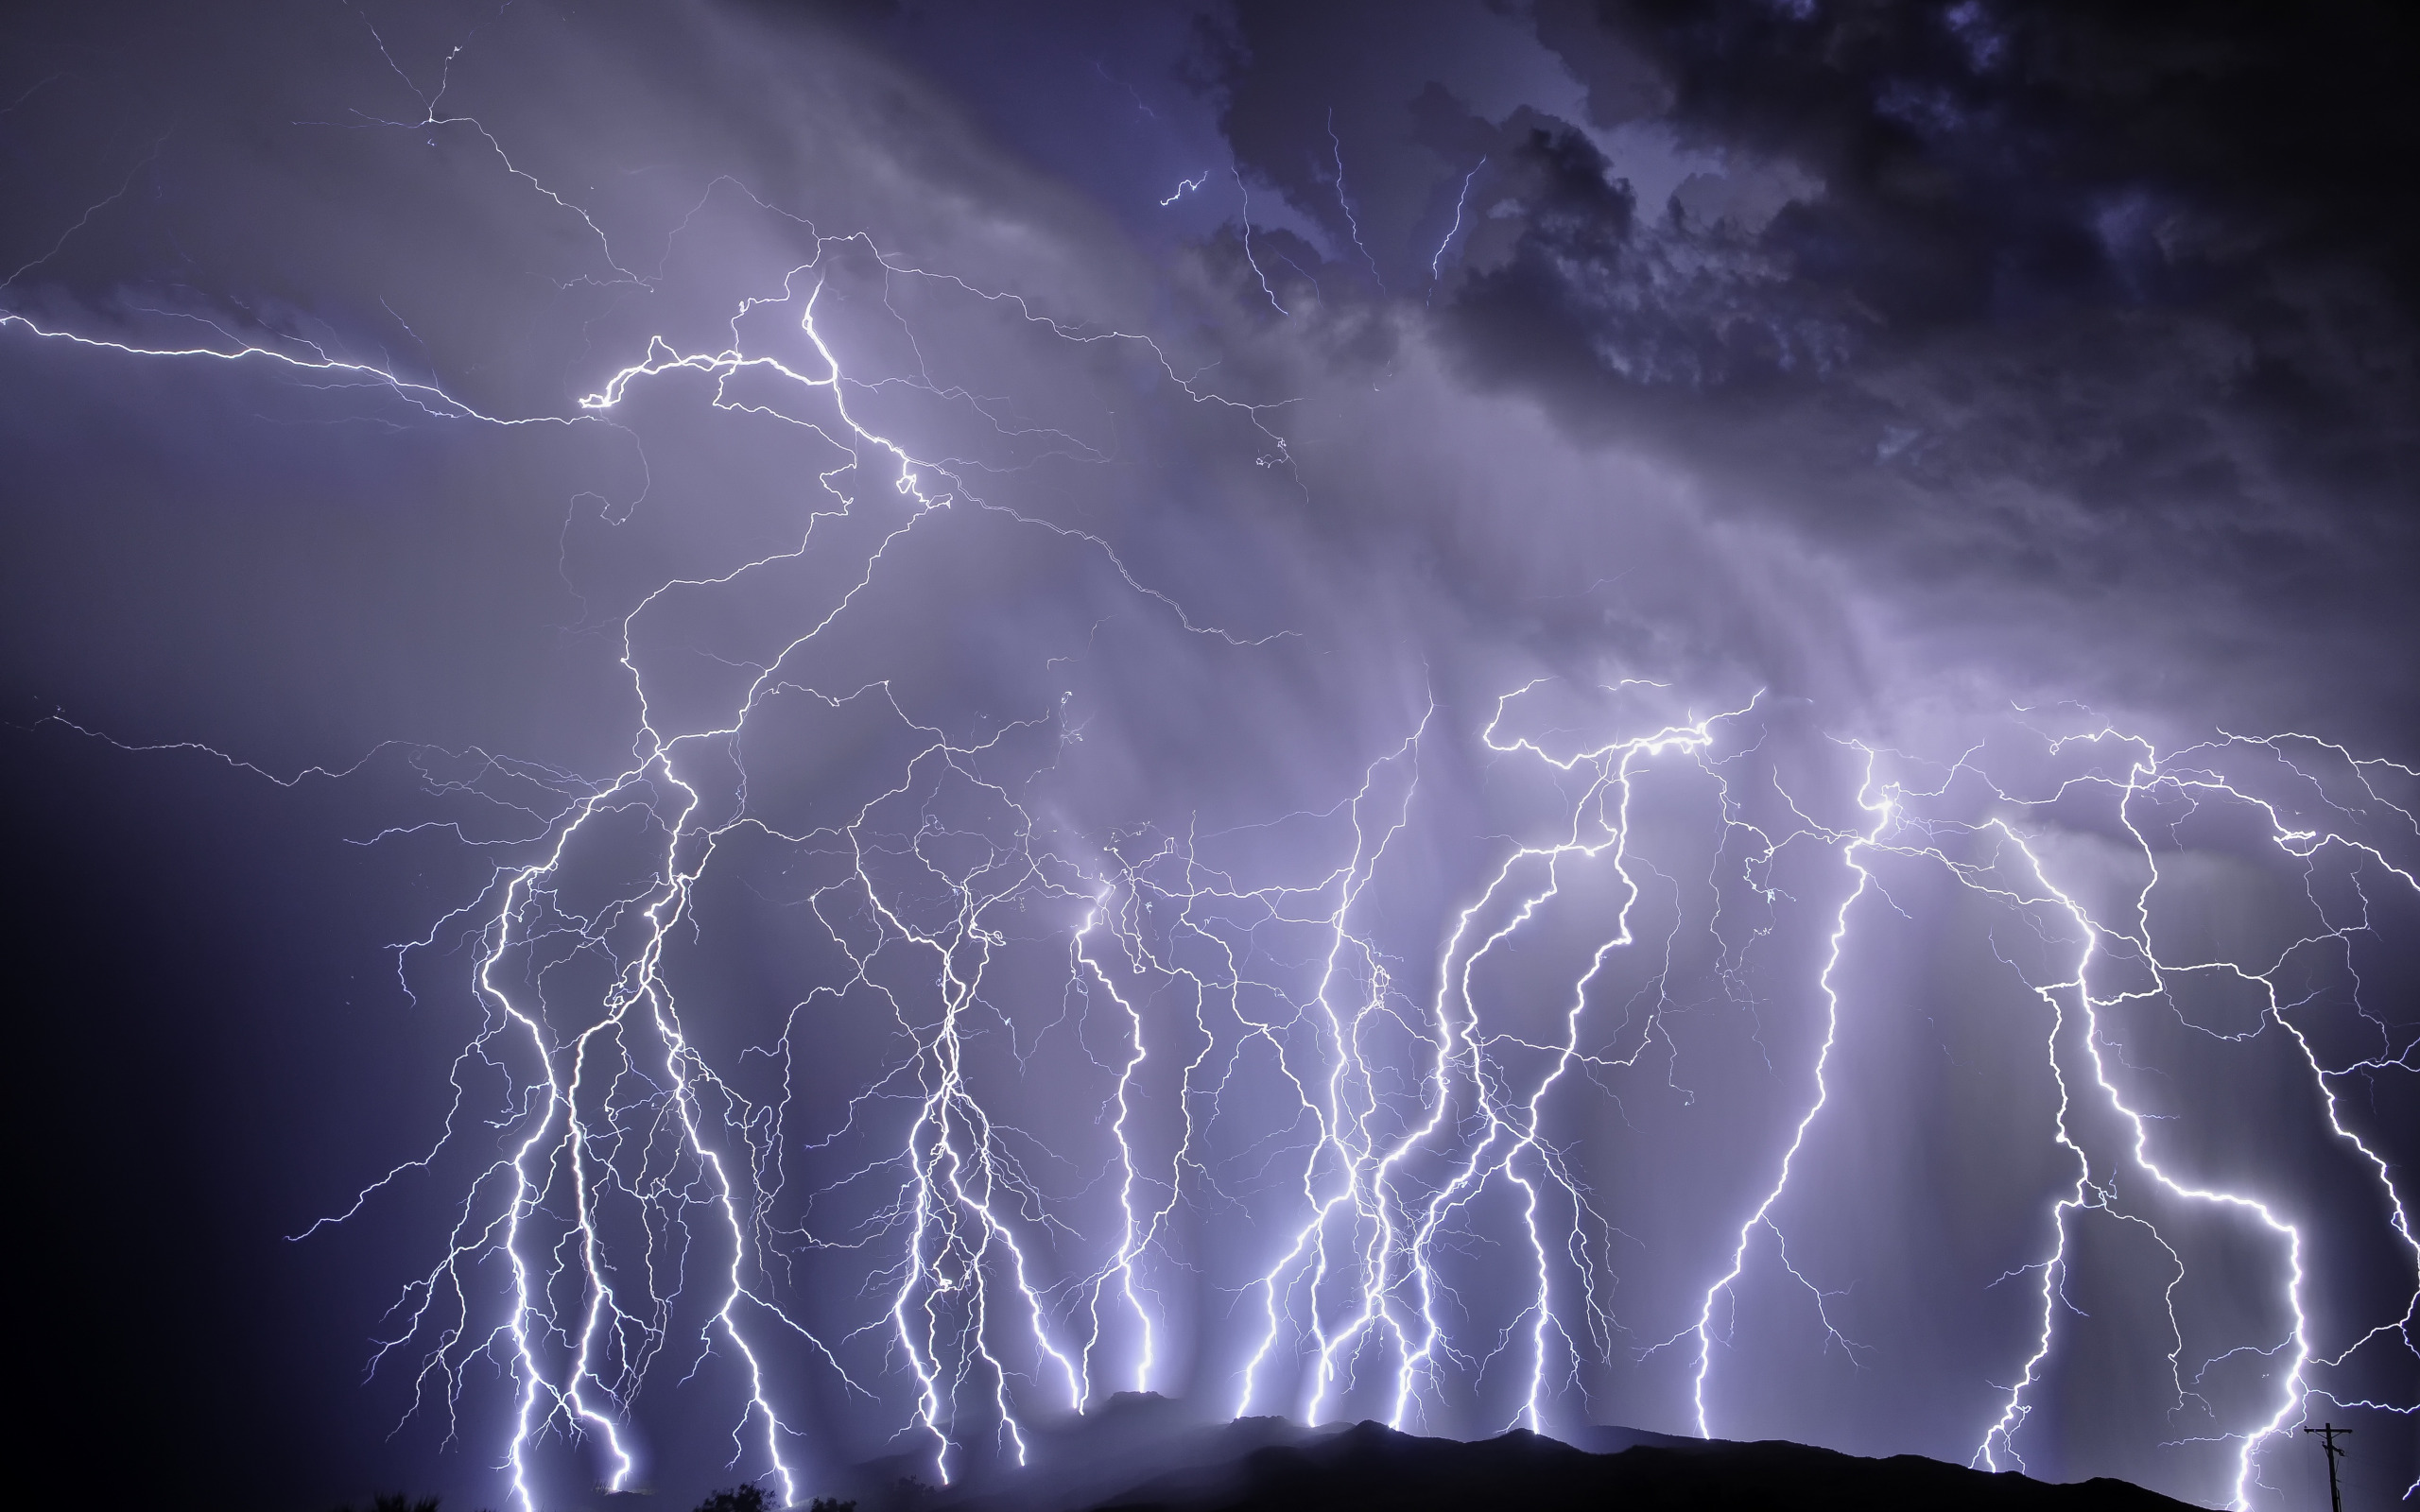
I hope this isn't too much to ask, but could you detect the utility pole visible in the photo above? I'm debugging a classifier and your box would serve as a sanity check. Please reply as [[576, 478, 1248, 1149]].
[[2302, 1422, 2350, 1512]]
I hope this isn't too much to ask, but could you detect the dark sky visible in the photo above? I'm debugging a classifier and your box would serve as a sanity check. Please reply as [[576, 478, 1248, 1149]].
[[4, 4, 2414, 1509]]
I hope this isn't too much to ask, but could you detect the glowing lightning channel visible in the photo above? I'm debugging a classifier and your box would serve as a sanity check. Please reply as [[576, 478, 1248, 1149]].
[[1236, 685, 1800, 1438], [1944, 732, 2420, 1507], [1685, 739, 1886, 1435], [10, 33, 2414, 1503], [1326, 110, 1385, 290], [1430, 158, 1486, 283], [1233, 168, 1289, 316], [1670, 724, 2419, 1511]]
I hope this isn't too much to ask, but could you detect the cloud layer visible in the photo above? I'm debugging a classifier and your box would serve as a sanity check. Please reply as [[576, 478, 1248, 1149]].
[[3, 4, 2412, 1508]]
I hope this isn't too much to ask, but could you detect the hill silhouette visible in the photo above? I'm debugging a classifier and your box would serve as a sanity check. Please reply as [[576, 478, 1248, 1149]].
[[818, 1395, 2198, 1512]]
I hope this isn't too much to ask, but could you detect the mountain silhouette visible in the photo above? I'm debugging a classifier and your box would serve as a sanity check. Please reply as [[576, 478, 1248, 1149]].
[[817, 1395, 2196, 1512]]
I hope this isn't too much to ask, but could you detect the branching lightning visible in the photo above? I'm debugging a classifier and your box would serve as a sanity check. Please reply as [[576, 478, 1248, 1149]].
[[9, 28, 2415, 1512]]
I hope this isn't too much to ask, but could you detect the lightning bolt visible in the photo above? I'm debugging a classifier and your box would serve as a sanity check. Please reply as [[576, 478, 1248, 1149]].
[[1676, 724, 2418, 1507], [1430, 158, 1487, 284], [9, 25, 2414, 1509], [1233, 167, 1289, 316], [1234, 684, 1862, 1439], [1945, 730, 2420, 1506], [1326, 109, 1384, 290], [9, 75, 1305, 1499]]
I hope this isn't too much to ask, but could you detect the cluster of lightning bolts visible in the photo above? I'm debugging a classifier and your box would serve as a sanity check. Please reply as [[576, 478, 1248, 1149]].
[[8, 58, 2415, 1512], [1229, 685, 1754, 1436], [1678, 727, 2420, 1506]]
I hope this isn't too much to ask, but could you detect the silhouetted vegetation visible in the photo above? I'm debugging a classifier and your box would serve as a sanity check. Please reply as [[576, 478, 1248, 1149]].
[[331, 1497, 441, 1512], [807, 1499, 857, 1512], [694, 1487, 770, 1512]]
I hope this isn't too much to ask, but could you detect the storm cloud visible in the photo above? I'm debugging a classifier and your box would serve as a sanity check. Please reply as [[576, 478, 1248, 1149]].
[[4, 4, 2412, 1510]]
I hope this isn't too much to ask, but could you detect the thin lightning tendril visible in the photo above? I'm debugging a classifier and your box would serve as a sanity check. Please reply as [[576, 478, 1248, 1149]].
[[1430, 158, 1486, 284]]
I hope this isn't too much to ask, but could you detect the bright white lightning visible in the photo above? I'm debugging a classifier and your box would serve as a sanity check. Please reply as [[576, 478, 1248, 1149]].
[[1941, 733, 2420, 1506], [9, 44, 2415, 1509], [1669, 728, 2420, 1508], [4, 177, 1297, 1503], [1685, 739, 1887, 1435], [1236, 685, 1809, 1437]]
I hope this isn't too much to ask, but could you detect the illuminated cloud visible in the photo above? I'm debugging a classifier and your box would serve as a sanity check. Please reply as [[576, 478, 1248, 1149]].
[[3, 4, 2411, 1509]]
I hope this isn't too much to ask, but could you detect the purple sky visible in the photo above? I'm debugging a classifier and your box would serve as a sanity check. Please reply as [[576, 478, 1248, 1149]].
[[4, 4, 2414, 1509]]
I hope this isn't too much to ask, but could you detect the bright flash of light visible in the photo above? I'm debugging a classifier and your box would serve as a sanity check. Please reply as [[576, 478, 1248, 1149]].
[[7, 41, 2414, 1511]]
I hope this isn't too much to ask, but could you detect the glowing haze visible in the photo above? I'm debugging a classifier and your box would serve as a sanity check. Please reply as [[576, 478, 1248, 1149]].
[[4, 3, 2413, 1510]]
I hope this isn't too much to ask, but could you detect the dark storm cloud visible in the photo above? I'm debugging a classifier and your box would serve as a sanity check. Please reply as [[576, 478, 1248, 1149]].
[[1210, 0, 2419, 746]]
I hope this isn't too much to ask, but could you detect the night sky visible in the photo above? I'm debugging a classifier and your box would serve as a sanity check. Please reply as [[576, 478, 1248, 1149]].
[[4, 4, 2415, 1509]]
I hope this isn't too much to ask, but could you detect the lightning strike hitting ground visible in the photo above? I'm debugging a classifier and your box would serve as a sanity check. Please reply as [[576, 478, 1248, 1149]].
[[8, 34, 2415, 1512]]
